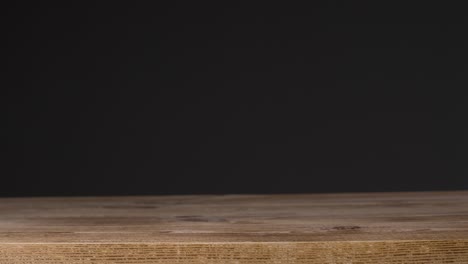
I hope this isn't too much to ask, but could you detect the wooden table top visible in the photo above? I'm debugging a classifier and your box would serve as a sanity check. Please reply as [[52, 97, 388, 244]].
[[1, 191, 467, 263]]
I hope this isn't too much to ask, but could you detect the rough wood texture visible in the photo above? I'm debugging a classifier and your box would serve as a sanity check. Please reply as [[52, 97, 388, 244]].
[[1, 191, 467, 263]]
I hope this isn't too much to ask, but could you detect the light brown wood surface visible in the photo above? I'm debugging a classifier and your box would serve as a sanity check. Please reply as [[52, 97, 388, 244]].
[[1, 191, 467, 263]]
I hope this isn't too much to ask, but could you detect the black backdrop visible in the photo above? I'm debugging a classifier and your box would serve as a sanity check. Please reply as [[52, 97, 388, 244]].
[[4, 3, 468, 197]]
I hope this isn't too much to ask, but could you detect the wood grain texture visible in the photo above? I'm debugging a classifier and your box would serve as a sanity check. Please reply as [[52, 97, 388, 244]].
[[1, 191, 467, 263]]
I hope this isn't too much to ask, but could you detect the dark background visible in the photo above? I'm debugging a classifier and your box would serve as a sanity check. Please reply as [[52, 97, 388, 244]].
[[3, 3, 468, 197]]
